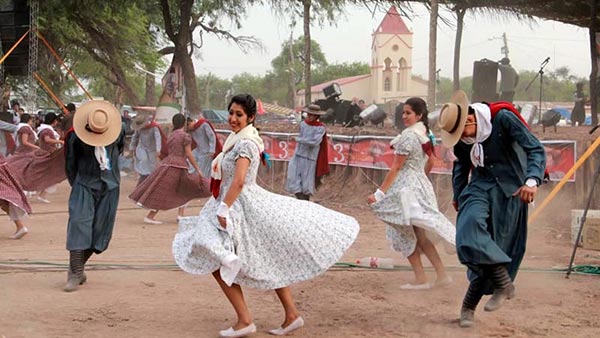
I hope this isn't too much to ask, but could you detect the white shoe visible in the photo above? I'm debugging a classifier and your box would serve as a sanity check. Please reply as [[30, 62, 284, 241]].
[[37, 196, 51, 204], [400, 283, 431, 290], [143, 217, 163, 225], [268, 317, 304, 336], [9, 227, 29, 239], [434, 276, 453, 288], [219, 323, 256, 338]]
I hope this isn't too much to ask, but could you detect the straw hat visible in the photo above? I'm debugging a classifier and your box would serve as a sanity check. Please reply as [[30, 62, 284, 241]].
[[73, 100, 122, 146], [438, 90, 470, 147], [131, 112, 153, 131], [302, 104, 326, 116]]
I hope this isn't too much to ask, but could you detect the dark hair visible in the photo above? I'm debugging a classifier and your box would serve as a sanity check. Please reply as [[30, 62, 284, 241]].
[[404, 97, 430, 134], [66, 103, 76, 112], [20, 113, 32, 124], [228, 94, 257, 123], [405, 97, 435, 156], [500, 57, 510, 65], [172, 113, 186, 129], [44, 112, 58, 125]]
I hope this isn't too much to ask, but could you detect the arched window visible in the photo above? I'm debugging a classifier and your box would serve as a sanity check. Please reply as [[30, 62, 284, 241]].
[[384, 57, 392, 71], [397, 58, 408, 91], [384, 77, 391, 92]]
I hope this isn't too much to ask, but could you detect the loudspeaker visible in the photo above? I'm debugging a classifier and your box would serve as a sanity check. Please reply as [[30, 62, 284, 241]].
[[322, 82, 342, 99], [472, 59, 498, 102], [0, 0, 30, 77]]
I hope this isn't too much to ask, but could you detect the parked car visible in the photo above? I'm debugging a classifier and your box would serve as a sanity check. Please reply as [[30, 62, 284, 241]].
[[202, 109, 229, 124]]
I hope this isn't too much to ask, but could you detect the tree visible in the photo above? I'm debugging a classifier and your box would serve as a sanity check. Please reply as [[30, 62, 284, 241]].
[[312, 62, 370, 85], [271, 0, 347, 105], [196, 73, 231, 109], [159, 0, 260, 113], [453, 5, 467, 90], [271, 36, 327, 106], [428, 0, 439, 108], [40, 1, 160, 105]]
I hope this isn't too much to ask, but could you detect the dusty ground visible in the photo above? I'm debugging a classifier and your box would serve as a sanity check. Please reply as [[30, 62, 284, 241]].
[[1, 169, 600, 338]]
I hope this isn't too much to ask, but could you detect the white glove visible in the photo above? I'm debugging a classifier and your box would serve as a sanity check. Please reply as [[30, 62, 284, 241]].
[[216, 202, 234, 237], [374, 189, 385, 202]]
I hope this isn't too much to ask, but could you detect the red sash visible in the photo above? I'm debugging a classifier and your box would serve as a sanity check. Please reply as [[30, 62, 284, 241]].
[[145, 122, 169, 159], [304, 120, 330, 178]]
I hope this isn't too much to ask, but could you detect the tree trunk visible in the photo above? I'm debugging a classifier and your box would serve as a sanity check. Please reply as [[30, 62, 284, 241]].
[[453, 7, 466, 91], [590, 0, 598, 125], [428, 0, 439, 109], [177, 46, 201, 113], [144, 66, 157, 106], [161, 0, 201, 113], [288, 30, 296, 108], [303, 0, 312, 105], [205, 72, 213, 108]]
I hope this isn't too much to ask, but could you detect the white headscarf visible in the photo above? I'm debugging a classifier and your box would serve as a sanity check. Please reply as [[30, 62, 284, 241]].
[[461, 103, 493, 167], [210, 124, 264, 181]]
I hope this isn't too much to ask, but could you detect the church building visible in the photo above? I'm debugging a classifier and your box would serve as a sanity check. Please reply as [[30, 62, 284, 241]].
[[297, 6, 428, 106]]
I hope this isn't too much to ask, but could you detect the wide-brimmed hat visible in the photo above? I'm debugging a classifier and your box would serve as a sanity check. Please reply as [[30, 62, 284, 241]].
[[302, 104, 326, 116], [438, 90, 470, 147], [73, 100, 122, 146], [131, 112, 153, 131]]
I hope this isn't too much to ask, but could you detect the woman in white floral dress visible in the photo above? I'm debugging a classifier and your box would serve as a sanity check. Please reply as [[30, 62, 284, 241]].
[[173, 94, 359, 338], [367, 97, 455, 290]]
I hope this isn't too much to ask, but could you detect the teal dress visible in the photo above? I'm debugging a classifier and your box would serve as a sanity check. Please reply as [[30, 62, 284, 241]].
[[65, 130, 125, 253], [452, 110, 546, 294]]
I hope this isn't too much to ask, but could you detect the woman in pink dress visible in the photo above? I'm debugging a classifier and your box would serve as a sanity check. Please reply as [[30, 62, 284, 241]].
[[0, 154, 31, 239], [7, 113, 66, 203], [129, 113, 210, 224]]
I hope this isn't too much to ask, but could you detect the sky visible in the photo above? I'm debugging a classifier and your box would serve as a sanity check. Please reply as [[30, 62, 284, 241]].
[[189, 3, 591, 82]]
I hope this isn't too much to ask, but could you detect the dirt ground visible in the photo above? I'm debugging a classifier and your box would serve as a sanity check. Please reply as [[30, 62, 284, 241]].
[[1, 168, 600, 338]]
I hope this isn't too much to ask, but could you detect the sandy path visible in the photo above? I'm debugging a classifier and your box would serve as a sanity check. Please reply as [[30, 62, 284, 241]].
[[1, 177, 599, 338]]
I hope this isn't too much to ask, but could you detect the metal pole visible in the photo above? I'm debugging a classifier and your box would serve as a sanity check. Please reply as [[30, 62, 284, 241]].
[[566, 152, 600, 277], [539, 70, 544, 122], [0, 29, 30, 66], [33, 72, 68, 114], [529, 133, 600, 223], [36, 30, 93, 100]]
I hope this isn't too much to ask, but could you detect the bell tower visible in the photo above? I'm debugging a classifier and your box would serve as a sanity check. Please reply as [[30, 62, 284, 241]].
[[370, 6, 413, 103]]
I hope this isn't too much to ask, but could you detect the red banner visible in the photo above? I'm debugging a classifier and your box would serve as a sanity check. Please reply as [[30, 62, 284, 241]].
[[215, 130, 576, 182]]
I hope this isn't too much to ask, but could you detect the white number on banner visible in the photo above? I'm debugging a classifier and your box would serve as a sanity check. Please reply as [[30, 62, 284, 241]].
[[278, 140, 289, 159], [333, 143, 345, 163]]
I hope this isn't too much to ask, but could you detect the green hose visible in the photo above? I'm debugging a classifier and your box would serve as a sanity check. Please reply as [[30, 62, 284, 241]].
[[0, 261, 598, 276]]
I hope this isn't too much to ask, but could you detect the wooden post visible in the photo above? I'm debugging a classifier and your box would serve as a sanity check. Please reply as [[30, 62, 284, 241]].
[[590, 0, 598, 125]]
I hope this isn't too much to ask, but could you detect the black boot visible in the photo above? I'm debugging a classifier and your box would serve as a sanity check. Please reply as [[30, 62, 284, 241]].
[[80, 249, 94, 284], [459, 281, 483, 328], [295, 193, 310, 201], [484, 265, 515, 312], [64, 250, 86, 292]]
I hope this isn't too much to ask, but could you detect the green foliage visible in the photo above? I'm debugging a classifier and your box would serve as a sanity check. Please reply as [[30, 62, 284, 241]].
[[515, 68, 586, 102], [437, 67, 585, 106], [196, 73, 233, 109], [36, 0, 161, 105], [312, 62, 370, 85], [271, 36, 328, 86]]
